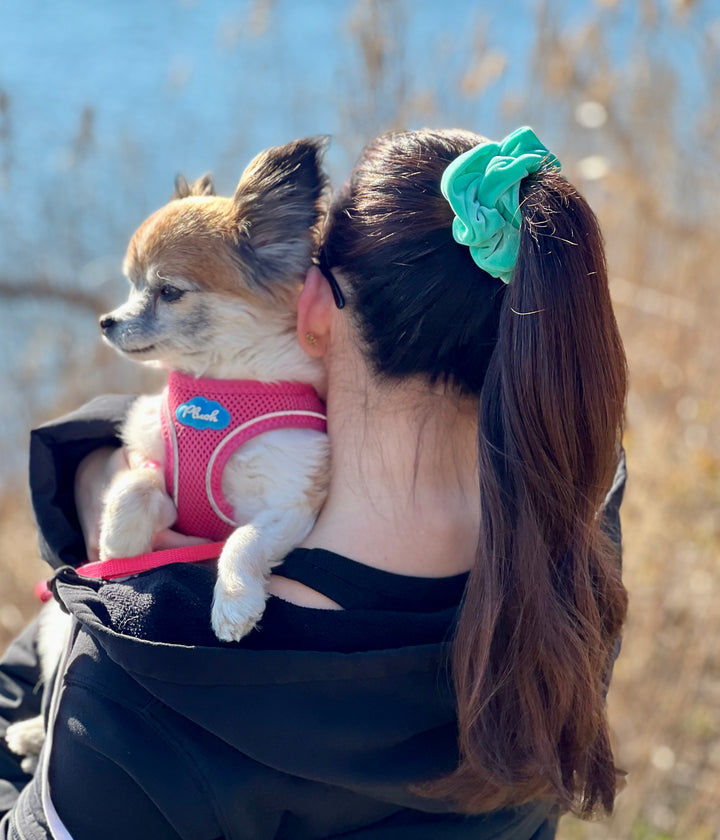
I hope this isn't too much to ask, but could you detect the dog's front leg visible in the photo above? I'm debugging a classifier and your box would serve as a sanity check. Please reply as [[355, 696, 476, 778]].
[[99, 394, 176, 560], [99, 466, 177, 560], [211, 507, 315, 642]]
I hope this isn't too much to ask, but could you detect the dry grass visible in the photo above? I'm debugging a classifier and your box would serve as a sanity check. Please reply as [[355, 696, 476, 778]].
[[0, 491, 47, 644], [551, 7, 720, 835], [558, 291, 720, 840]]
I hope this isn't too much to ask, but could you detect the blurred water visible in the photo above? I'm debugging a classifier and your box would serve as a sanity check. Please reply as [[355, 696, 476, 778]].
[[3, 0, 712, 272], [0, 0, 532, 243], [0, 0, 715, 478], [0, 0, 529, 476]]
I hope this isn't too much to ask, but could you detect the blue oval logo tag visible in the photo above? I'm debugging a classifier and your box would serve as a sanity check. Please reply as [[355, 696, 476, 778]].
[[176, 396, 230, 430]]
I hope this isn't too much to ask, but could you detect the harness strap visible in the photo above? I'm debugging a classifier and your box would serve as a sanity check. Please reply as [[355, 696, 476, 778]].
[[35, 542, 227, 600], [75, 541, 226, 580]]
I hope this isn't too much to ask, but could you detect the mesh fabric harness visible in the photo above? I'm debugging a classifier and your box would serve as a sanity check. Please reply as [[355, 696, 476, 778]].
[[161, 370, 327, 541], [56, 372, 327, 585]]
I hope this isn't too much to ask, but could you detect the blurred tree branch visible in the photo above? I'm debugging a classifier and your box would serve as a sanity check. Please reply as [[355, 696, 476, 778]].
[[0, 278, 106, 314]]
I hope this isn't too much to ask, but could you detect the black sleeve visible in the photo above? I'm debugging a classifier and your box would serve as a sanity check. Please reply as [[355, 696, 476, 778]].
[[0, 621, 42, 818], [48, 726, 185, 840], [0, 396, 134, 818], [29, 395, 136, 569]]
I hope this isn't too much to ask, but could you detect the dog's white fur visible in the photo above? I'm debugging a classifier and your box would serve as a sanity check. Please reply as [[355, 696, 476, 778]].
[[6, 138, 330, 763], [100, 138, 330, 640]]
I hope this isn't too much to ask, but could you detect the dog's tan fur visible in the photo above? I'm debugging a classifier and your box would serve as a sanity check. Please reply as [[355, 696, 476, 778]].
[[99, 138, 331, 641]]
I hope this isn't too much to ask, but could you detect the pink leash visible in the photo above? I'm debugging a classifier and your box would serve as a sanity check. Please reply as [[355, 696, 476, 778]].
[[35, 541, 226, 602]]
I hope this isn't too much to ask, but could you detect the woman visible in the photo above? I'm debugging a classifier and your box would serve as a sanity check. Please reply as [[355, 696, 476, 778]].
[[0, 127, 627, 838]]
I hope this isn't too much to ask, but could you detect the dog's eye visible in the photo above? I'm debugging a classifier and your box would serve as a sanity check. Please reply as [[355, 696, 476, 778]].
[[159, 284, 185, 303]]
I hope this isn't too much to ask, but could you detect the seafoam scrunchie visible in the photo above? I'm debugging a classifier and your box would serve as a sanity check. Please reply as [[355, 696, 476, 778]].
[[440, 126, 561, 284]]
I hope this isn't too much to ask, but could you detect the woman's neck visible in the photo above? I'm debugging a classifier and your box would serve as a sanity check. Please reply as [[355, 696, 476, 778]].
[[301, 375, 480, 577]]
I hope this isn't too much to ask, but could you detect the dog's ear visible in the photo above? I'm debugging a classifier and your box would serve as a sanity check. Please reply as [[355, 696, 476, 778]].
[[172, 173, 215, 200], [232, 137, 329, 287]]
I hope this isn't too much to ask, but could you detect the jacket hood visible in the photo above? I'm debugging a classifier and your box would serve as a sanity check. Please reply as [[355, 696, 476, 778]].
[[52, 566, 462, 813]]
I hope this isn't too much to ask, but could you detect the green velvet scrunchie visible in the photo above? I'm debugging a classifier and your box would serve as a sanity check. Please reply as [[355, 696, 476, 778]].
[[440, 126, 561, 284]]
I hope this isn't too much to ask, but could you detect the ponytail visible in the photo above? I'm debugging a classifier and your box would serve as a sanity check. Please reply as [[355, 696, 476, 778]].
[[430, 169, 628, 815], [323, 129, 628, 816]]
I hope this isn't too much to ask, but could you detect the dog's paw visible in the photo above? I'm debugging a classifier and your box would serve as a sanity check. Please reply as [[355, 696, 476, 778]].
[[211, 577, 268, 642], [20, 754, 40, 775], [5, 715, 45, 759], [100, 469, 176, 559]]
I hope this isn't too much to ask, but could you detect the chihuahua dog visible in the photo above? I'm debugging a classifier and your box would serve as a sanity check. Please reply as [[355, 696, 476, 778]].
[[97, 136, 330, 641], [6, 138, 330, 769]]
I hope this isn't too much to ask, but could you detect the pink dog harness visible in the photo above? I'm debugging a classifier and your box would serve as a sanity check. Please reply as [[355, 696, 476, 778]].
[[34, 372, 326, 595], [160, 370, 327, 541]]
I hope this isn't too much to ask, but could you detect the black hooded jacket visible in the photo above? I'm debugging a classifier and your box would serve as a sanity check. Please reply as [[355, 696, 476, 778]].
[[0, 396, 625, 839]]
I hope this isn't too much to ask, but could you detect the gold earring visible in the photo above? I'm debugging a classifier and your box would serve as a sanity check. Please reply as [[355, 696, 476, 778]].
[[305, 332, 317, 347]]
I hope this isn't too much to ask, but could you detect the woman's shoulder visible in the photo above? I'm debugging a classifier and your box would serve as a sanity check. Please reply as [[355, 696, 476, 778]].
[[50, 550, 462, 654]]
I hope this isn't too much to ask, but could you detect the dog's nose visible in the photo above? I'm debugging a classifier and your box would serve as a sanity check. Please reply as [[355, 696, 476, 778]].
[[99, 314, 116, 332]]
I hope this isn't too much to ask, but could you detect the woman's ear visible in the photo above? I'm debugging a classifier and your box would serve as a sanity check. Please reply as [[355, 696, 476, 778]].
[[297, 266, 335, 357]]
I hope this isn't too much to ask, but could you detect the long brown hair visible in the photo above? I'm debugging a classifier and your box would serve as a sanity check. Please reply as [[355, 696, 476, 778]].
[[322, 129, 628, 817]]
